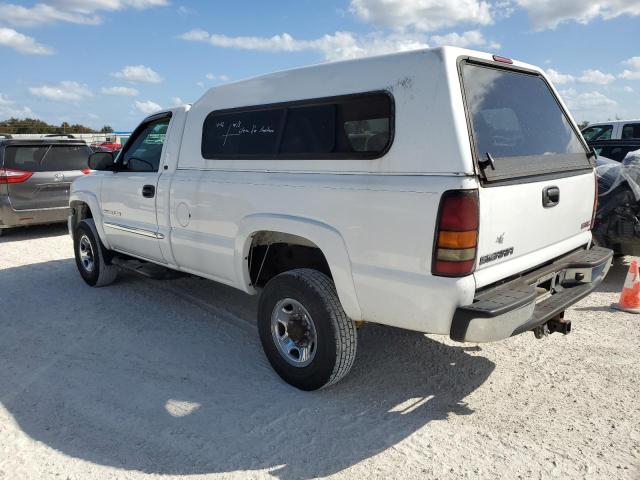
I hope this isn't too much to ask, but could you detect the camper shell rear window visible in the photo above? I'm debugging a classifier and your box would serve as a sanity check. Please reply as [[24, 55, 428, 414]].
[[459, 59, 591, 182], [201, 91, 394, 160]]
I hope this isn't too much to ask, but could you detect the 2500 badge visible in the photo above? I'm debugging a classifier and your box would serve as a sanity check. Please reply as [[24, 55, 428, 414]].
[[479, 247, 514, 265]]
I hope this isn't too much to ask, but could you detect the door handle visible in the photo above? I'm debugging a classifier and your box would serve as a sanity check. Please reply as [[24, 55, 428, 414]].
[[142, 185, 155, 198], [542, 186, 560, 208]]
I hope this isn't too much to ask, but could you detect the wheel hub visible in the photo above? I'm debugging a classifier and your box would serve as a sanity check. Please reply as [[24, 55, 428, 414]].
[[271, 298, 317, 367], [78, 234, 95, 273]]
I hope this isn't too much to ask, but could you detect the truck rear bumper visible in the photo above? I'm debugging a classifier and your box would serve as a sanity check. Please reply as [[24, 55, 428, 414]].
[[451, 246, 613, 343]]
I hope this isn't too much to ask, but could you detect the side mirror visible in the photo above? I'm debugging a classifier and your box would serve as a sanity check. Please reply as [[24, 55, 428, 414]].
[[88, 151, 115, 171]]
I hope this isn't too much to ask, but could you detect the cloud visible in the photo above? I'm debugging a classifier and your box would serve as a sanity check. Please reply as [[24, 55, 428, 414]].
[[430, 30, 500, 49], [29, 81, 93, 102], [111, 65, 163, 83], [205, 73, 230, 82], [349, 0, 492, 32], [577, 69, 615, 85], [180, 29, 429, 61], [101, 86, 139, 96], [0, 0, 169, 27], [560, 88, 618, 120], [0, 93, 33, 118], [135, 100, 161, 114], [623, 57, 640, 69], [624, 86, 634, 92], [0, 93, 13, 106], [0, 103, 33, 119], [545, 68, 575, 85], [546, 68, 615, 86], [516, 0, 640, 30], [620, 56, 640, 80], [0, 27, 53, 54], [171, 97, 184, 106]]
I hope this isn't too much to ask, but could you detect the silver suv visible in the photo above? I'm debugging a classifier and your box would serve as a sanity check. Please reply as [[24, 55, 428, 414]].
[[0, 138, 92, 236]]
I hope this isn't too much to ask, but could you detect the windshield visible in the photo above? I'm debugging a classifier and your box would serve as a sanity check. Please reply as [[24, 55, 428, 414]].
[[461, 62, 590, 181]]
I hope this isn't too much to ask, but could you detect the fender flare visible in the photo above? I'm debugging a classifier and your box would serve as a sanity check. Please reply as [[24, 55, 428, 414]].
[[234, 213, 363, 321], [69, 191, 112, 250]]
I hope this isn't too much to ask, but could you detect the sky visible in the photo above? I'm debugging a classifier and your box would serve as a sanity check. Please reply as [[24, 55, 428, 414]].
[[0, 0, 639, 131]]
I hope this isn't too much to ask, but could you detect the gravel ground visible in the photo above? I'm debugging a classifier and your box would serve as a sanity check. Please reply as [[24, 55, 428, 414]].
[[0, 224, 638, 480]]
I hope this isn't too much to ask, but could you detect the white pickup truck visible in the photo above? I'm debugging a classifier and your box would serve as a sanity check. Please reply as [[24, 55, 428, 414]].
[[69, 47, 613, 390]]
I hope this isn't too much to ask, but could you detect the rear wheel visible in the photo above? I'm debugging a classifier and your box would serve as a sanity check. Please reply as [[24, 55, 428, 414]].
[[74, 218, 118, 287], [258, 269, 357, 390]]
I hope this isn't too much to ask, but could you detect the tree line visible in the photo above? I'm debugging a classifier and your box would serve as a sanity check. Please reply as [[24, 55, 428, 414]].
[[0, 117, 113, 135]]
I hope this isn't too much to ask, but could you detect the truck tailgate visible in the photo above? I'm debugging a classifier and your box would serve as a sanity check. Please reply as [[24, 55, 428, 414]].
[[474, 171, 595, 287]]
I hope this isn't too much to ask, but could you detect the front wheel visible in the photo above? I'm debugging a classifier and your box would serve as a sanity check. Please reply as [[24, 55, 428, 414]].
[[74, 218, 118, 287], [258, 269, 357, 390]]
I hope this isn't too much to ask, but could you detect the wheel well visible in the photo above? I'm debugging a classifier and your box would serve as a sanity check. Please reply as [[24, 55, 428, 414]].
[[69, 201, 93, 232], [248, 231, 331, 287]]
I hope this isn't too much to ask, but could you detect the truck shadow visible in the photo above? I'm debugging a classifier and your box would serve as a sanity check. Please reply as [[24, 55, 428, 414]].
[[0, 223, 68, 243], [0, 258, 495, 479]]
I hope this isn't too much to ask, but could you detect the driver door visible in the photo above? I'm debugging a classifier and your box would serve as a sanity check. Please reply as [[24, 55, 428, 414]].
[[100, 113, 171, 262]]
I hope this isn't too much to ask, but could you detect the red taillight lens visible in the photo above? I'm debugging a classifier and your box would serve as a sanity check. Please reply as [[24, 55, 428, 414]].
[[493, 55, 513, 64], [432, 189, 479, 277], [81, 168, 92, 175], [0, 168, 33, 184]]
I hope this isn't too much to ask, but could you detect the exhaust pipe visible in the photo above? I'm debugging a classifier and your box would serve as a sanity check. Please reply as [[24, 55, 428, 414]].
[[533, 312, 571, 339]]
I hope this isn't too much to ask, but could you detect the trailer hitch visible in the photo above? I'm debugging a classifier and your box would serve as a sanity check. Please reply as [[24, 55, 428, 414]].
[[533, 312, 571, 339]]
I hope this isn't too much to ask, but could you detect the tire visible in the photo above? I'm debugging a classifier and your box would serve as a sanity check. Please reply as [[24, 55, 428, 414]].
[[258, 268, 357, 390], [74, 218, 118, 287]]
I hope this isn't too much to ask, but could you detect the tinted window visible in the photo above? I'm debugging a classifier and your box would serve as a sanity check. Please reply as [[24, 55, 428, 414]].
[[42, 145, 91, 171], [622, 123, 640, 139], [461, 63, 588, 179], [595, 145, 640, 162], [121, 117, 170, 172], [280, 105, 335, 154], [3, 146, 49, 171], [582, 125, 613, 141], [4, 144, 91, 172], [202, 109, 284, 156], [202, 92, 392, 159]]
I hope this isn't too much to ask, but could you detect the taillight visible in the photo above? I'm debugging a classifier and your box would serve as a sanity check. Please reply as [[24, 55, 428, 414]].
[[81, 168, 92, 175], [492, 54, 513, 64], [432, 189, 479, 277], [0, 168, 33, 184]]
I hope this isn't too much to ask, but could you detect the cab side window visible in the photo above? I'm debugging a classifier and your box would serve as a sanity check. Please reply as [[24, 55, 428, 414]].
[[121, 117, 170, 172], [621, 123, 640, 140]]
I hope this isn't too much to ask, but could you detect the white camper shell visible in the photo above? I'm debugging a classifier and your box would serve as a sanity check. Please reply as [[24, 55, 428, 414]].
[[70, 47, 612, 390]]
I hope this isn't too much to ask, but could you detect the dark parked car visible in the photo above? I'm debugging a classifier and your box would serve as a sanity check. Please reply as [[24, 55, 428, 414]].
[[588, 139, 640, 162], [593, 145, 640, 255], [0, 138, 92, 236]]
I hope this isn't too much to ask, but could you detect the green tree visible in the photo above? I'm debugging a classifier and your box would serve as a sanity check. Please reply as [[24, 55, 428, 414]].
[[100, 125, 114, 133], [0, 117, 97, 134]]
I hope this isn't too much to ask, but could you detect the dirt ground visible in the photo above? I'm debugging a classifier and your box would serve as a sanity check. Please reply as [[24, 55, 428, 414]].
[[0, 224, 638, 480]]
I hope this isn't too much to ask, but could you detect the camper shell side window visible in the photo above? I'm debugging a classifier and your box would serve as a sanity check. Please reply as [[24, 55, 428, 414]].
[[201, 91, 394, 160]]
